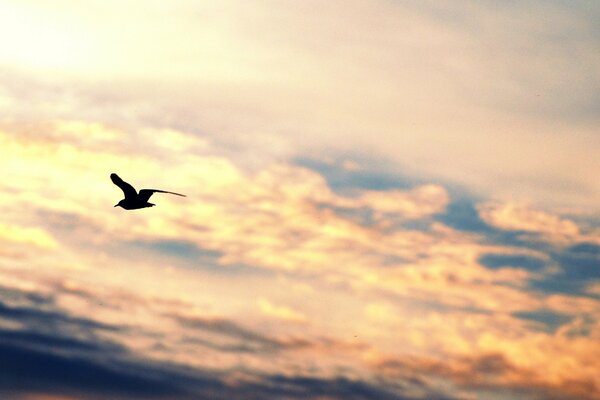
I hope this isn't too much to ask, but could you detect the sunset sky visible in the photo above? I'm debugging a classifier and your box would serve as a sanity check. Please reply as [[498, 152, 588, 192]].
[[1, 1, 599, 399]]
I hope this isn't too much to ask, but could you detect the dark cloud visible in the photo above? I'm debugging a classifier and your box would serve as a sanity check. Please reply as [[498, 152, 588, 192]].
[[0, 286, 127, 360], [0, 296, 120, 335], [0, 285, 53, 305], [0, 286, 194, 399], [0, 329, 116, 354], [173, 314, 311, 353], [0, 341, 192, 400], [0, 335, 431, 400], [248, 375, 428, 400], [0, 284, 438, 400]]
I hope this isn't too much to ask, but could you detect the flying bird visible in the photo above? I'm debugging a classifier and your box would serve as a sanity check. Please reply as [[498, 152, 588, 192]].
[[111, 173, 185, 210]]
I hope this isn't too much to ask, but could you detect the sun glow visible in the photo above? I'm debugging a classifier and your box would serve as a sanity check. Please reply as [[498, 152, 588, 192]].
[[0, 2, 98, 71]]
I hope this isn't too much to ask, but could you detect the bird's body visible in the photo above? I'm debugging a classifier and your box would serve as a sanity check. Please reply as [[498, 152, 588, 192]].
[[115, 198, 156, 210], [111, 173, 185, 210]]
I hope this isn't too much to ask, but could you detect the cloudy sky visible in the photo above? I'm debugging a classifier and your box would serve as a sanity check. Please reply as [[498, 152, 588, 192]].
[[1, 1, 599, 399]]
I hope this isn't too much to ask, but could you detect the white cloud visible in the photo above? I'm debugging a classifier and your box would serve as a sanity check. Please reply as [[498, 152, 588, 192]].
[[1, 1, 599, 209], [478, 201, 580, 241]]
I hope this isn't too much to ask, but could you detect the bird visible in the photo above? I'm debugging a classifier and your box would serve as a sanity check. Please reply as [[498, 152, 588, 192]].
[[111, 173, 185, 210]]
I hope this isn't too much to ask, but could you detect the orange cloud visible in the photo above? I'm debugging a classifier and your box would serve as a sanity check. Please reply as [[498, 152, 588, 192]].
[[478, 202, 580, 240], [355, 184, 449, 219], [1, 119, 599, 400], [258, 297, 307, 323], [0, 222, 58, 249]]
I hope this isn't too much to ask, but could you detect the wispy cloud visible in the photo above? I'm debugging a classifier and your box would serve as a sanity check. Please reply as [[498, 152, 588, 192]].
[[2, 1, 600, 208]]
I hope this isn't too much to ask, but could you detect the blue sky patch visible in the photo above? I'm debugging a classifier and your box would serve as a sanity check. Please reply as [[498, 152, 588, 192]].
[[512, 309, 573, 333], [294, 157, 415, 194], [479, 253, 546, 271]]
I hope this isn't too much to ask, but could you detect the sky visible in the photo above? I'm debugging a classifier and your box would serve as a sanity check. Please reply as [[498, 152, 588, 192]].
[[0, 1, 599, 399]]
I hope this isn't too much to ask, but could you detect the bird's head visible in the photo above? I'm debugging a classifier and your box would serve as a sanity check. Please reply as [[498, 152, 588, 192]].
[[114, 200, 125, 208]]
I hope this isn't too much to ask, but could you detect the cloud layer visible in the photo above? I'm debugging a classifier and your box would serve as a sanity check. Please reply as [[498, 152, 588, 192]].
[[1, 1, 600, 208], [0, 121, 599, 399], [0, 1, 599, 399]]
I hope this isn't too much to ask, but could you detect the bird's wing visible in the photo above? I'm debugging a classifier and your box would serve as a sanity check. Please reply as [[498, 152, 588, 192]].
[[110, 173, 137, 199], [138, 189, 186, 203]]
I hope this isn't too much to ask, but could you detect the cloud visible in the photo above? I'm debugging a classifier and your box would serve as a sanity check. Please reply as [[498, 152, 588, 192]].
[[258, 298, 307, 323], [0, 2, 599, 399], [349, 185, 449, 220], [374, 351, 600, 400], [0, 223, 58, 249], [2, 0, 600, 209], [0, 286, 433, 400], [0, 342, 191, 399], [0, 286, 190, 399], [1, 116, 599, 399], [173, 313, 290, 351], [478, 202, 580, 239]]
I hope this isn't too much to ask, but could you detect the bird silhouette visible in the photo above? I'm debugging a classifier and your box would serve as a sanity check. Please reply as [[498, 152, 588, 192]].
[[111, 173, 185, 210]]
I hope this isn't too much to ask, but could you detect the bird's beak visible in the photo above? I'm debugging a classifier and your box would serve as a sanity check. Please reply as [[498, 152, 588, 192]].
[[114, 204, 119, 207]]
